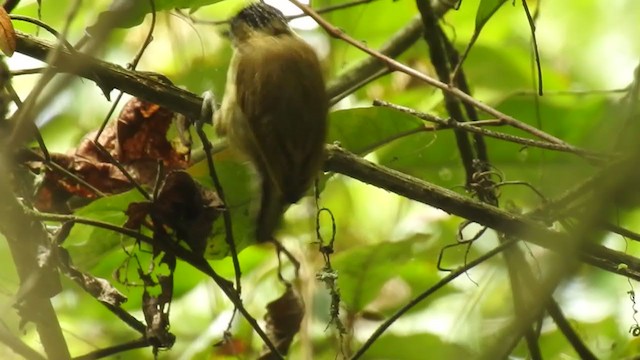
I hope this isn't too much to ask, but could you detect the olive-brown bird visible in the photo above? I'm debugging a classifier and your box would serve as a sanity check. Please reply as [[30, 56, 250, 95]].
[[214, 2, 328, 243]]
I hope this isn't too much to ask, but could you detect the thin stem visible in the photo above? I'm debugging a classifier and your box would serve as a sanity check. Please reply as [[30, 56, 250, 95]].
[[289, 0, 575, 148], [374, 100, 609, 161], [28, 211, 282, 358], [352, 239, 517, 359]]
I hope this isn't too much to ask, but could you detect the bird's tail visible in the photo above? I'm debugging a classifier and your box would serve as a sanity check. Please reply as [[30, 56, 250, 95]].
[[255, 178, 288, 243]]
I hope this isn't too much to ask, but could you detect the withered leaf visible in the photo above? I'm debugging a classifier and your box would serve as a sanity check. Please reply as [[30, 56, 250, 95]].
[[125, 171, 223, 255], [259, 286, 304, 359], [0, 7, 16, 56], [31, 153, 131, 212], [214, 338, 248, 357], [28, 97, 191, 212], [142, 251, 176, 349], [116, 98, 189, 166], [123, 202, 151, 230], [57, 246, 127, 307]]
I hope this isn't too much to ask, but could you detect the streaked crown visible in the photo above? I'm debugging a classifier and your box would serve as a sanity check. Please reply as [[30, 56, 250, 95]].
[[230, 2, 291, 42]]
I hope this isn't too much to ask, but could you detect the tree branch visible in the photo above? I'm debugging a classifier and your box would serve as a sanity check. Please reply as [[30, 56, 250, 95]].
[[374, 100, 608, 160], [352, 239, 517, 359], [326, 0, 458, 101], [324, 144, 640, 281], [15, 31, 203, 119]]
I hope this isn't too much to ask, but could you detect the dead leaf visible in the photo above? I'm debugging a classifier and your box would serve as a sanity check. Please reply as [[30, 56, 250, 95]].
[[26, 98, 191, 212], [141, 250, 176, 349], [0, 8, 16, 56], [30, 153, 131, 212], [214, 338, 247, 356], [125, 171, 223, 255], [116, 98, 189, 167], [259, 286, 304, 359], [57, 246, 127, 307]]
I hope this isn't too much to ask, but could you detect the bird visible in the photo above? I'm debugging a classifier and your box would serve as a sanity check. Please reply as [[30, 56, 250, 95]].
[[214, 2, 328, 243]]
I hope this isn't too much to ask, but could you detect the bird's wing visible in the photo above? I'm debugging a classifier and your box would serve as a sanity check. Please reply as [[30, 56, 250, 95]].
[[234, 35, 327, 203]]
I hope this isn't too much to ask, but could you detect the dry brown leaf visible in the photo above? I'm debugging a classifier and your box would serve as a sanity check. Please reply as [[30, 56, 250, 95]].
[[116, 98, 189, 167], [125, 171, 222, 255], [141, 250, 176, 350], [30, 153, 131, 212], [0, 8, 16, 56], [259, 286, 304, 359], [27, 98, 192, 212], [214, 338, 248, 356]]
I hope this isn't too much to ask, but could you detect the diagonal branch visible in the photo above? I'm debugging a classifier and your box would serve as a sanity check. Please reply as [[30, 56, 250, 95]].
[[324, 144, 640, 281], [352, 239, 518, 359], [290, 0, 568, 146], [27, 211, 282, 359], [15, 31, 203, 119], [374, 100, 609, 160]]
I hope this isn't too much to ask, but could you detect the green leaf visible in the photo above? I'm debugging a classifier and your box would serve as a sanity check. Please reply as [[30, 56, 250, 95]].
[[328, 107, 425, 156], [190, 152, 254, 259], [451, 0, 508, 76], [87, 0, 224, 31], [375, 126, 465, 189], [476, 0, 508, 31], [332, 237, 429, 312], [65, 190, 146, 269], [324, 0, 416, 69], [362, 334, 473, 359]]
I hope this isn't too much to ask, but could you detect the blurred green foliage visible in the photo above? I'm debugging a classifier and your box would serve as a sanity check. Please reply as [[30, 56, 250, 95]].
[[3, 0, 640, 359]]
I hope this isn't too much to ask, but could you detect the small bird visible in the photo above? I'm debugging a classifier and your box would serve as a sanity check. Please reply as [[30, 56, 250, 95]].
[[214, 2, 328, 243]]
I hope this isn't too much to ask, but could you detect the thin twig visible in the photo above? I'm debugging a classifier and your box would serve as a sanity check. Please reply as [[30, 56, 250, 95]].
[[522, 0, 543, 96], [352, 239, 517, 359], [195, 100, 243, 325], [546, 300, 597, 360], [289, 0, 573, 148], [91, 145, 152, 200], [94, 0, 157, 140], [27, 211, 282, 358], [9, 15, 76, 52], [373, 100, 610, 161], [8, 2, 81, 149], [73, 337, 150, 360], [323, 144, 640, 281], [10, 67, 47, 76], [327, 0, 460, 100], [25, 149, 106, 197]]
